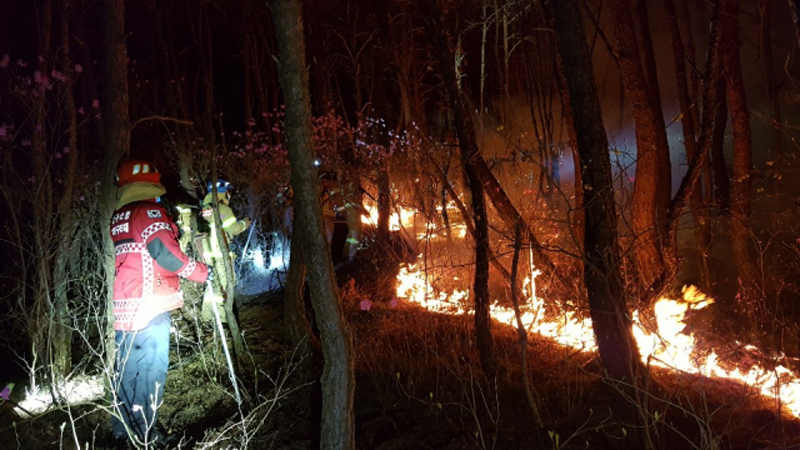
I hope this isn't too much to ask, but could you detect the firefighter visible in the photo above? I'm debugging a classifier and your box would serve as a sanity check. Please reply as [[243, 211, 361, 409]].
[[110, 159, 210, 446], [199, 179, 251, 322], [340, 179, 365, 262], [321, 172, 364, 263]]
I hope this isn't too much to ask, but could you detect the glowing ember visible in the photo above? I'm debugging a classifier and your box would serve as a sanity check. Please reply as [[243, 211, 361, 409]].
[[395, 260, 800, 418]]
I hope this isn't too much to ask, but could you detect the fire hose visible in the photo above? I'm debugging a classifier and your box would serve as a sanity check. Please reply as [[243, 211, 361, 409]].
[[204, 280, 242, 405]]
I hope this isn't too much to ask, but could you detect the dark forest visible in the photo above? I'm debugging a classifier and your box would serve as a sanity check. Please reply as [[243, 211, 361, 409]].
[[1, 0, 800, 449]]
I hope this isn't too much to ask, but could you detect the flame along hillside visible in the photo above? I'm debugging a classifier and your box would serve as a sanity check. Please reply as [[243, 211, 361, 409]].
[[362, 198, 800, 420]]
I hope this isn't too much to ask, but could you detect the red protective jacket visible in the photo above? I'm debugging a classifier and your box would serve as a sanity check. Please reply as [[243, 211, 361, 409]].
[[111, 198, 209, 331]]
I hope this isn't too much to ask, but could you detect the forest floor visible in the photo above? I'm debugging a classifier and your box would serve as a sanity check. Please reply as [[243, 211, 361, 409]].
[[2, 236, 800, 449]]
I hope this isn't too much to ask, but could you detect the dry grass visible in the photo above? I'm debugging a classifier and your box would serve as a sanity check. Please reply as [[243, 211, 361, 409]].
[[346, 293, 800, 450], [4, 271, 800, 449]]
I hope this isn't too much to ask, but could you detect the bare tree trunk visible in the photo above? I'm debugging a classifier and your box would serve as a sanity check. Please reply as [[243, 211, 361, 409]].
[[51, 0, 80, 379], [552, 0, 644, 388], [711, 76, 730, 213], [283, 232, 316, 352], [272, 1, 355, 448], [634, 0, 672, 219], [371, 2, 397, 249], [32, 0, 55, 386], [376, 166, 391, 243], [757, 0, 783, 162], [460, 134, 497, 376], [722, 0, 762, 314], [552, 1, 650, 447], [664, 0, 711, 290], [545, 0, 585, 257], [424, 0, 498, 376], [789, 0, 800, 49], [676, 0, 700, 122], [190, 2, 247, 362], [479, 1, 489, 113], [101, 0, 131, 368], [664, 0, 727, 287], [608, 0, 671, 293], [208, 158, 247, 364], [520, 14, 560, 198], [509, 225, 544, 428]]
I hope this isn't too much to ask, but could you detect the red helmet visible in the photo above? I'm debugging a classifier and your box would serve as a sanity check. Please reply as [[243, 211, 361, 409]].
[[116, 159, 161, 186]]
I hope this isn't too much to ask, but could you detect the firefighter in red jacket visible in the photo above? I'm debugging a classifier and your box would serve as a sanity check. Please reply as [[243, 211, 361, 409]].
[[110, 159, 210, 446]]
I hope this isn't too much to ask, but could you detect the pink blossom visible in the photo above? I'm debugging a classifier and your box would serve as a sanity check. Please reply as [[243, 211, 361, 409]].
[[50, 69, 67, 82], [55, 152, 62, 159], [91, 99, 100, 109], [0, 54, 9, 68], [359, 299, 372, 311], [62, 146, 69, 154], [74, 64, 83, 73], [77, 107, 84, 115], [0, 385, 10, 401], [0, 126, 6, 137]]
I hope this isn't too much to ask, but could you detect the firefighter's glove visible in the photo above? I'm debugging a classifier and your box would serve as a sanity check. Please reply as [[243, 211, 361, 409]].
[[243, 218, 252, 229], [206, 266, 214, 284]]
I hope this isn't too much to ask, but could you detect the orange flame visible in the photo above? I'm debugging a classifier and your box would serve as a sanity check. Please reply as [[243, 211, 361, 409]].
[[365, 200, 800, 416], [395, 262, 800, 417], [362, 203, 800, 417]]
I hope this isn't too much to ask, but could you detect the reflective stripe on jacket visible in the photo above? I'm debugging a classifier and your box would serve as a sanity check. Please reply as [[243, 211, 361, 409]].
[[111, 198, 208, 331]]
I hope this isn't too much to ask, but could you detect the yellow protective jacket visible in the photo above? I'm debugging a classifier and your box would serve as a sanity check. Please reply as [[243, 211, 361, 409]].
[[200, 193, 249, 257]]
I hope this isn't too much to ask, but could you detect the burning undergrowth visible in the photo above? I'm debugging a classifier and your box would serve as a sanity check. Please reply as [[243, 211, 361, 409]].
[[345, 284, 800, 450], [3, 202, 800, 449]]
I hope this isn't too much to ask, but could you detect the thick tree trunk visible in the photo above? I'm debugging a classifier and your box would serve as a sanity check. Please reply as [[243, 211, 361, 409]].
[[551, 12, 651, 448], [272, 1, 355, 448], [101, 0, 131, 366], [551, 0, 644, 385], [634, 0, 672, 220], [722, 0, 762, 314], [283, 228, 317, 358], [608, 0, 671, 293]]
